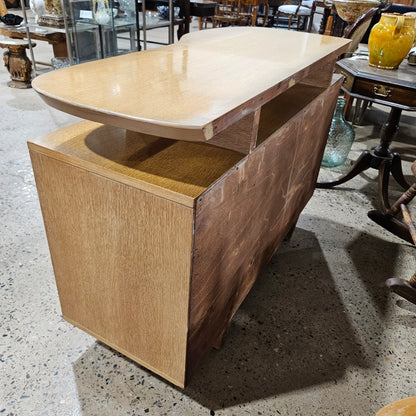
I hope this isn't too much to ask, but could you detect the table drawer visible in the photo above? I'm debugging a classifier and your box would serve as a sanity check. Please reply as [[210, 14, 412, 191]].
[[354, 78, 416, 108], [337, 67, 355, 91]]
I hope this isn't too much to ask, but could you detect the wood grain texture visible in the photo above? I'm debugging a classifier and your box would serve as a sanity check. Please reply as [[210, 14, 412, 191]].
[[29, 149, 194, 387], [257, 83, 326, 144], [32, 27, 350, 142], [301, 55, 338, 88], [185, 75, 343, 381], [208, 109, 261, 154], [28, 76, 343, 387], [28, 121, 244, 207]]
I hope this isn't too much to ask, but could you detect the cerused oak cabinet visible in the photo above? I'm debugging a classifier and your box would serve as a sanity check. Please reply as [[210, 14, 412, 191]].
[[28, 27, 350, 387]]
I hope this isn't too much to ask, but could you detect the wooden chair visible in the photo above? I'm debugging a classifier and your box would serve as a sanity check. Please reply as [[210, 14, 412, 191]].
[[340, 7, 378, 124], [267, 0, 286, 27], [212, 0, 242, 27], [211, 0, 268, 27], [342, 7, 378, 56], [239, 0, 269, 26], [275, 0, 315, 31], [368, 161, 416, 305]]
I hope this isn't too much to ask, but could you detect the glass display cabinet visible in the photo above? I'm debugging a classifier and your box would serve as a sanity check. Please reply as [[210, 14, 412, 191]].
[[62, 0, 139, 63], [62, 0, 184, 63]]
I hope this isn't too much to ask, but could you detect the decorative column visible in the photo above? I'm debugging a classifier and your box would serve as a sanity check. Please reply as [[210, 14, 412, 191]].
[[0, 39, 36, 89]]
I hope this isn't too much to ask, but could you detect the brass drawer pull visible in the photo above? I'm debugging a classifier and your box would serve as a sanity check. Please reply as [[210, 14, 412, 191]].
[[373, 85, 392, 98], [339, 70, 348, 83]]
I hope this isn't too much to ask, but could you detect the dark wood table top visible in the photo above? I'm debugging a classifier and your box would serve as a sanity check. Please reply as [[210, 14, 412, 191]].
[[336, 56, 416, 110], [338, 56, 416, 88]]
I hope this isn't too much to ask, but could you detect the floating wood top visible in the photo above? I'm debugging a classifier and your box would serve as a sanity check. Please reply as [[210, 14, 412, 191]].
[[32, 27, 349, 141]]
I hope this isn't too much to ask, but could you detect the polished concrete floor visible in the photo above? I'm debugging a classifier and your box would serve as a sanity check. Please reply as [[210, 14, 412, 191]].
[[1, 21, 416, 416]]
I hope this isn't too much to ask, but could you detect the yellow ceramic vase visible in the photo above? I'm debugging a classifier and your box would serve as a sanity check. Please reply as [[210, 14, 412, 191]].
[[369, 13, 416, 69]]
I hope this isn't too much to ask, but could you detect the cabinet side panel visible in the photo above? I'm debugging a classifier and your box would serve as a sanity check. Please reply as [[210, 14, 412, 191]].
[[29, 152, 193, 388], [187, 77, 342, 379]]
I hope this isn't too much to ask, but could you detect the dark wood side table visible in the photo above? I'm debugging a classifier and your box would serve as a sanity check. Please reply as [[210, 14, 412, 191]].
[[317, 56, 416, 212]]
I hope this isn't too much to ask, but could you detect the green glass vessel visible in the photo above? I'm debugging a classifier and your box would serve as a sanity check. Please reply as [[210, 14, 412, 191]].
[[321, 97, 355, 168]]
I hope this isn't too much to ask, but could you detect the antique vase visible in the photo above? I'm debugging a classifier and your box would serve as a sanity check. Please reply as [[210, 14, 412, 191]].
[[93, 0, 112, 25], [321, 97, 355, 168], [29, 0, 45, 23], [369, 13, 416, 69]]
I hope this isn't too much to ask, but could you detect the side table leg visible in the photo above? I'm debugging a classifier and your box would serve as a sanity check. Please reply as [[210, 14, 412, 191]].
[[378, 159, 392, 212], [316, 150, 372, 188], [373, 107, 401, 158], [318, 106, 407, 212], [391, 152, 411, 190]]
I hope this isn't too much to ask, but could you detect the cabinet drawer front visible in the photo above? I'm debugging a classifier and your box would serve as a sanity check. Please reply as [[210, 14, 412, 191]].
[[337, 68, 355, 91], [354, 79, 416, 108]]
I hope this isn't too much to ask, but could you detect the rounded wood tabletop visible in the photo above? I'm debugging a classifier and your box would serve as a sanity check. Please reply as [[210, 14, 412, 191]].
[[32, 27, 350, 141]]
